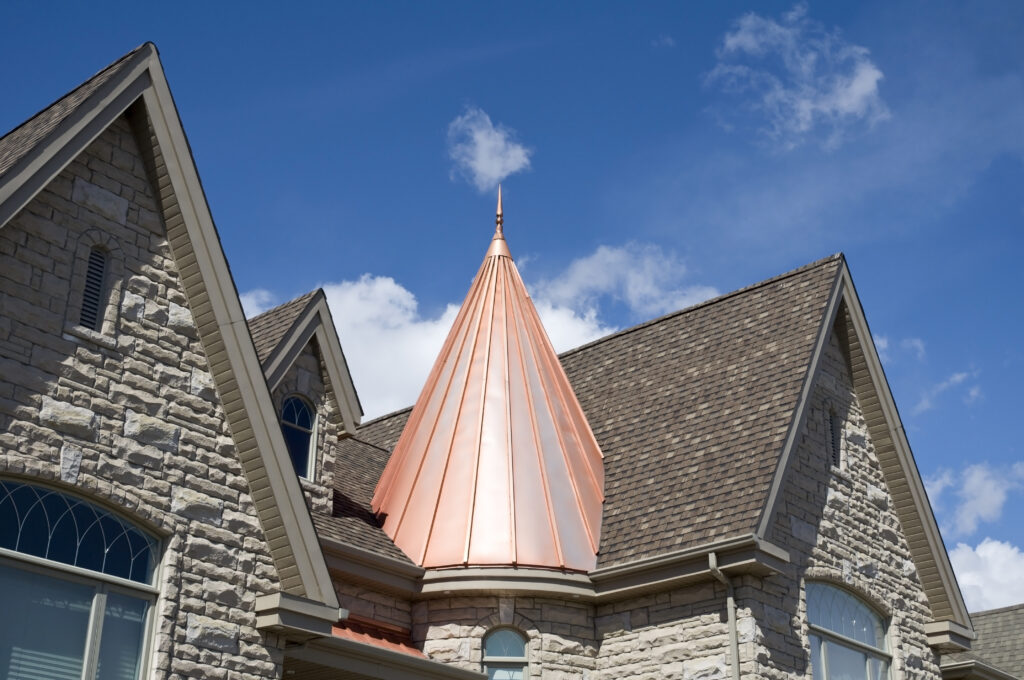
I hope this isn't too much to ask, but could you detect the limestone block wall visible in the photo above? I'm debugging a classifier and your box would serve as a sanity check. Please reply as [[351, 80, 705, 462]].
[[270, 338, 340, 514], [757, 320, 941, 680], [593, 582, 754, 680], [335, 580, 413, 630], [413, 595, 598, 679], [0, 113, 282, 679]]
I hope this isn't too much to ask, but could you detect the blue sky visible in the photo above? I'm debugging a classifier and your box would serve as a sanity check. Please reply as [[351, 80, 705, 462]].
[[3, 1, 1023, 609]]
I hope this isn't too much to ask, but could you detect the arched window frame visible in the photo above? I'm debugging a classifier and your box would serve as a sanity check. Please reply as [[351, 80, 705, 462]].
[[66, 229, 124, 344], [0, 478, 160, 680], [806, 581, 891, 680], [280, 394, 317, 479], [482, 627, 528, 680]]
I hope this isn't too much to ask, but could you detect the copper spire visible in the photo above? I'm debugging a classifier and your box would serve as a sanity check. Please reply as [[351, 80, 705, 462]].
[[372, 195, 604, 572], [495, 184, 503, 238]]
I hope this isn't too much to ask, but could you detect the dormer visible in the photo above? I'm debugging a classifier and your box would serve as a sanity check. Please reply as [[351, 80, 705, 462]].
[[247, 289, 362, 513]]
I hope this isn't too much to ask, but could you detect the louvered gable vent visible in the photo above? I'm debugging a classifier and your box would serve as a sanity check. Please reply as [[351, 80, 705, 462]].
[[79, 247, 107, 331]]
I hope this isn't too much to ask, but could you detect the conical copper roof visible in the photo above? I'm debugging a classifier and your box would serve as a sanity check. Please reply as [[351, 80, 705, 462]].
[[371, 193, 604, 571]]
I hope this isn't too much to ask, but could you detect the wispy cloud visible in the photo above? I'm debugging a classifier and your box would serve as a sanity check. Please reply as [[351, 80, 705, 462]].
[[950, 538, 1024, 611], [705, 3, 889, 151], [651, 34, 676, 49], [448, 107, 532, 192], [913, 370, 972, 415], [240, 289, 278, 317], [874, 334, 890, 363], [533, 243, 718, 320], [900, 337, 926, 361], [929, 462, 1024, 537], [310, 243, 713, 418]]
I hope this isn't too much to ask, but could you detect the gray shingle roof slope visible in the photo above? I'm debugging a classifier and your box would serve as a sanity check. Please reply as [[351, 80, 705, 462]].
[[946, 604, 1024, 678], [0, 44, 147, 180], [320, 255, 842, 569], [246, 290, 320, 364]]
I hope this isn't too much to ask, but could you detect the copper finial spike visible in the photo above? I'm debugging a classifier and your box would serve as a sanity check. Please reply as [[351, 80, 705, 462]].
[[495, 184, 504, 238]]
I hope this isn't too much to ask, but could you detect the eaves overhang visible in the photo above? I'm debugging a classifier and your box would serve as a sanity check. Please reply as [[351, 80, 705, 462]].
[[941, 659, 1017, 680], [286, 634, 486, 680], [321, 532, 790, 603]]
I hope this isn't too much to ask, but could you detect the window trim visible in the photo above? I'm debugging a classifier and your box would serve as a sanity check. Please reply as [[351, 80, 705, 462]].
[[0, 525, 159, 680], [280, 394, 317, 479], [482, 627, 529, 679], [807, 582, 891, 680]]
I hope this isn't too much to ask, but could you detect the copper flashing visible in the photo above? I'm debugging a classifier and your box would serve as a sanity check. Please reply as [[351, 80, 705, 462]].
[[372, 196, 604, 571]]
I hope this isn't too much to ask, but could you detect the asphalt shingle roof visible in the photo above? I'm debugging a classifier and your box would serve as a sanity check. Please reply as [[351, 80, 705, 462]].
[[947, 604, 1024, 678], [0, 45, 146, 180], [246, 290, 319, 364], [318, 255, 842, 569]]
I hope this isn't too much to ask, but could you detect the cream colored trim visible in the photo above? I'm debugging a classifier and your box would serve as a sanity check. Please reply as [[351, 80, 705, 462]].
[[0, 44, 339, 610], [290, 636, 486, 680], [755, 267, 845, 538], [255, 592, 347, 642], [262, 291, 362, 430], [941, 660, 1016, 680], [0, 49, 153, 228], [420, 567, 594, 599], [320, 535, 424, 595], [838, 265, 972, 630]]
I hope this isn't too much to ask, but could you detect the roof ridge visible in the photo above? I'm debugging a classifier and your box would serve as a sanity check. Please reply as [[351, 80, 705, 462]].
[[0, 43, 151, 177], [557, 253, 844, 361], [246, 288, 320, 324]]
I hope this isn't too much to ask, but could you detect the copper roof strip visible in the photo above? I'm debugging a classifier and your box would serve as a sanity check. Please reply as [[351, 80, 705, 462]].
[[372, 198, 605, 571]]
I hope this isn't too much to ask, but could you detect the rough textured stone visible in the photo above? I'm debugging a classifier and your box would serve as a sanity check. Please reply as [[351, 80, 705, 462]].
[[124, 409, 180, 452], [72, 177, 128, 224], [60, 443, 82, 483], [39, 396, 96, 440], [186, 613, 240, 654], [172, 487, 224, 526]]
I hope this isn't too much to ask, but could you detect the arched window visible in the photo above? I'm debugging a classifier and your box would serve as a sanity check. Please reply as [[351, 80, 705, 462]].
[[281, 396, 315, 478], [482, 628, 528, 680], [0, 479, 158, 680], [807, 582, 890, 680], [79, 246, 110, 331]]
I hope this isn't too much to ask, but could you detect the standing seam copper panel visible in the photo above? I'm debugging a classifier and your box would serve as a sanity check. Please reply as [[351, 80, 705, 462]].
[[371, 217, 605, 572]]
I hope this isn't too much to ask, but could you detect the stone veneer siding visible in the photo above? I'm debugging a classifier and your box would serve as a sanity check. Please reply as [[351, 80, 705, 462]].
[[0, 112, 282, 679], [271, 338, 339, 514], [758, 318, 940, 680]]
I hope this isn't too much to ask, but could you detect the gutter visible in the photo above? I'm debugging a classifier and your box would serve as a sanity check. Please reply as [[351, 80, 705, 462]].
[[709, 552, 741, 680]]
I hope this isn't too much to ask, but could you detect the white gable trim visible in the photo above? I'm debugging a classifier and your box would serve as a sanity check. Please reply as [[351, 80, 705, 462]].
[[262, 291, 362, 431]]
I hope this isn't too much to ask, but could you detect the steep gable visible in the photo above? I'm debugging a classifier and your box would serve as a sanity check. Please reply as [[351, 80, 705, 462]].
[[0, 43, 339, 618]]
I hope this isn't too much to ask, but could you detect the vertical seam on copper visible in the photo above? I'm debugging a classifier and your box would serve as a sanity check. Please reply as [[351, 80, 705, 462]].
[[502, 258, 517, 565], [419, 255, 496, 566], [462, 253, 500, 565], [388, 257, 491, 560], [506, 266, 565, 569]]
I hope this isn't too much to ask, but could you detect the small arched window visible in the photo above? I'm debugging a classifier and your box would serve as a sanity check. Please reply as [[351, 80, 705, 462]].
[[281, 396, 315, 478], [0, 479, 158, 680], [807, 582, 890, 680], [482, 628, 527, 680], [79, 246, 109, 331]]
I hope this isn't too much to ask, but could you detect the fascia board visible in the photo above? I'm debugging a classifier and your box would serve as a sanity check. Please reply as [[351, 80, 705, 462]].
[[838, 266, 973, 629], [137, 52, 339, 608], [295, 637, 486, 680], [940, 660, 1018, 680], [755, 266, 845, 538], [262, 294, 362, 430], [0, 46, 154, 228]]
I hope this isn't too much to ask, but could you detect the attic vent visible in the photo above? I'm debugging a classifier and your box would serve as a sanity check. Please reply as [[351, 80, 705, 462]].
[[828, 409, 842, 468], [79, 247, 108, 331]]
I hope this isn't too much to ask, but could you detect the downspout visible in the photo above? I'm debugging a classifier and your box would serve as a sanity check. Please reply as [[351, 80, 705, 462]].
[[709, 552, 741, 680]]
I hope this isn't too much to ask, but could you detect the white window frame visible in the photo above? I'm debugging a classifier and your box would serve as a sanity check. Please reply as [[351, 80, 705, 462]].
[[0, 480, 161, 680], [482, 627, 529, 680], [807, 583, 891, 680], [280, 394, 318, 479]]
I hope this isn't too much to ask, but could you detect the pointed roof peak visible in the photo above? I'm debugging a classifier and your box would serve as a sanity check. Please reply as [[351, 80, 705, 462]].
[[372, 199, 605, 572], [495, 184, 504, 238]]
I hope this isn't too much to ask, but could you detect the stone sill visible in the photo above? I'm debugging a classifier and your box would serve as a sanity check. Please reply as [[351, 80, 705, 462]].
[[64, 324, 117, 351]]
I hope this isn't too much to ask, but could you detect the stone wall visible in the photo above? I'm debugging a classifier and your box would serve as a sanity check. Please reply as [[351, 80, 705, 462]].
[[757, 318, 941, 680], [0, 112, 282, 679], [270, 338, 340, 514], [414, 595, 598, 679]]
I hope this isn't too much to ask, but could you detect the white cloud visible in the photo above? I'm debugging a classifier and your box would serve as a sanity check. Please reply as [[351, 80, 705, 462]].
[[950, 539, 1024, 611], [706, 3, 889, 150], [900, 337, 926, 361], [315, 243, 713, 418], [240, 289, 278, 317], [532, 243, 718, 320], [874, 334, 890, 363], [912, 370, 970, 415], [924, 469, 954, 511], [930, 462, 1024, 538], [448, 107, 532, 192], [964, 385, 982, 405], [651, 35, 676, 49]]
